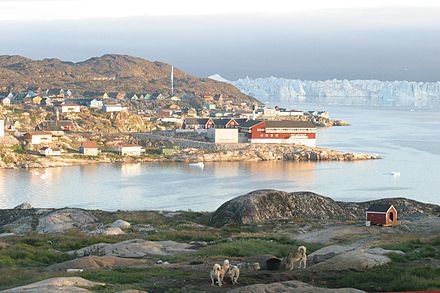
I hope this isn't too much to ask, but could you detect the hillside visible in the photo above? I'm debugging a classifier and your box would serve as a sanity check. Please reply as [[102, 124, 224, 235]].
[[0, 54, 259, 105]]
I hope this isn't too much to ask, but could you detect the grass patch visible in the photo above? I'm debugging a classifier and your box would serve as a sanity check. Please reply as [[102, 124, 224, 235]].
[[198, 239, 295, 258], [81, 267, 200, 292], [336, 265, 440, 292]]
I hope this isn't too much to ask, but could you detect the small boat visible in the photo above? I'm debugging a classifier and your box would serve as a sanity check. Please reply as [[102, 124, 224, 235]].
[[384, 172, 400, 176], [189, 162, 205, 168]]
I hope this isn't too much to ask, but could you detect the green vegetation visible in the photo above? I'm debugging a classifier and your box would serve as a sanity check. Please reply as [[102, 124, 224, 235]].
[[330, 236, 440, 292]]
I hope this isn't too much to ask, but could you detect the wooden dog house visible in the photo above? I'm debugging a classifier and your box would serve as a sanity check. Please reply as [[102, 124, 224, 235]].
[[366, 204, 397, 226]]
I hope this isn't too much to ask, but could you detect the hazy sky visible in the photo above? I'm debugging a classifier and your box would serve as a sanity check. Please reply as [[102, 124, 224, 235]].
[[1, 0, 440, 81]]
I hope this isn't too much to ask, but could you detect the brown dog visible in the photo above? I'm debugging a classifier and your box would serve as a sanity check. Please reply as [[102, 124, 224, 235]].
[[281, 245, 307, 270]]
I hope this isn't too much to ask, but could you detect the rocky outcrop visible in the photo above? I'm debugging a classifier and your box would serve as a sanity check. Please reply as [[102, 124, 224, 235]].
[[176, 144, 379, 163], [111, 219, 131, 229], [210, 189, 440, 226], [13, 202, 32, 210], [89, 227, 126, 236], [210, 190, 357, 226], [70, 239, 197, 258], [36, 208, 97, 233], [45, 255, 151, 271], [0, 277, 105, 293], [226, 280, 366, 293], [308, 244, 404, 271]]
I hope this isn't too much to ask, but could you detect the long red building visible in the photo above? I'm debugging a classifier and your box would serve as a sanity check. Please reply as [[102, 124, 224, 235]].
[[239, 120, 317, 147]]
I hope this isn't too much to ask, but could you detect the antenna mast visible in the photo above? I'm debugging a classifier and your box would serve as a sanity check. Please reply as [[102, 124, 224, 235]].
[[171, 66, 174, 96]]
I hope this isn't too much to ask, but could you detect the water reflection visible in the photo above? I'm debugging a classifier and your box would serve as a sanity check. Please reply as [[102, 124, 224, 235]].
[[0, 106, 440, 211]]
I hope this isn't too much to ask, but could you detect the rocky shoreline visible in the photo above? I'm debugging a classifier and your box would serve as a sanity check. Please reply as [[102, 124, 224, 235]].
[[0, 143, 380, 169]]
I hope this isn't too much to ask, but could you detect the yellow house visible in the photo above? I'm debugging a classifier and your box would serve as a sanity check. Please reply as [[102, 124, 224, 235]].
[[102, 92, 109, 99], [32, 96, 43, 104]]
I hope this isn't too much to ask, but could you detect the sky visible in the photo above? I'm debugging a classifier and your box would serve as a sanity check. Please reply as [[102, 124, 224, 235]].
[[0, 0, 440, 81]]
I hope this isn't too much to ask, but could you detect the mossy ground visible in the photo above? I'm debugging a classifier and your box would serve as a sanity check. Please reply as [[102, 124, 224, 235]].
[[0, 211, 439, 292]]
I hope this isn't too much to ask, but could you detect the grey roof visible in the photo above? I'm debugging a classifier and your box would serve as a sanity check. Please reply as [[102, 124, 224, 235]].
[[367, 204, 393, 213], [238, 120, 264, 128], [265, 120, 316, 128], [184, 118, 211, 125], [212, 118, 235, 126]]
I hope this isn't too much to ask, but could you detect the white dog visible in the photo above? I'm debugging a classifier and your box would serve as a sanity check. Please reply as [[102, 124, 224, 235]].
[[228, 265, 240, 285], [210, 259, 230, 287], [281, 245, 307, 270]]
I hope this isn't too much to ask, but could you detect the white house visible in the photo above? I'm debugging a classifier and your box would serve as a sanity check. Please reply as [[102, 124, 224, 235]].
[[207, 128, 239, 144], [116, 144, 144, 156], [39, 147, 61, 156], [56, 104, 81, 113], [24, 132, 53, 145], [1, 97, 11, 107], [79, 141, 99, 156], [103, 104, 127, 112]]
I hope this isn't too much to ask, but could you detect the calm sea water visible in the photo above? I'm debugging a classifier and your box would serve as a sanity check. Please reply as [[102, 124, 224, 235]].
[[1, 105, 439, 211]]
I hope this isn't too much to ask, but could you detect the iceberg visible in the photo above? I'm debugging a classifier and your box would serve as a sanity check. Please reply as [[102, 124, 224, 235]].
[[208, 74, 440, 109]]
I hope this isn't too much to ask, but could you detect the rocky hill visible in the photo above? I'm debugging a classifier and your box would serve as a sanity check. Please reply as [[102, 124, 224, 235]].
[[209, 189, 440, 226], [0, 54, 259, 105]]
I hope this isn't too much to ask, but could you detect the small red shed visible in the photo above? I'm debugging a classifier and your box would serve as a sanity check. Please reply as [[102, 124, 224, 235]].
[[366, 204, 397, 226]]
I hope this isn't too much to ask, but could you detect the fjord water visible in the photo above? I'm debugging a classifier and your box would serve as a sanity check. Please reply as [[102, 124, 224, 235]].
[[1, 106, 439, 211]]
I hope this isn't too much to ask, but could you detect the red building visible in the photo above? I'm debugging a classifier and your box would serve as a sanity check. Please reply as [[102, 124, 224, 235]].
[[183, 118, 214, 130], [238, 120, 316, 147], [366, 204, 397, 226]]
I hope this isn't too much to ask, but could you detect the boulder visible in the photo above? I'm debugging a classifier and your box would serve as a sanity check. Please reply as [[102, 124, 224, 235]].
[[13, 202, 32, 210], [36, 208, 97, 233], [0, 277, 105, 293], [226, 280, 366, 293], [308, 244, 361, 264], [209, 190, 355, 226], [70, 239, 196, 258], [89, 227, 126, 236], [111, 219, 131, 229], [45, 255, 151, 271], [311, 250, 391, 272]]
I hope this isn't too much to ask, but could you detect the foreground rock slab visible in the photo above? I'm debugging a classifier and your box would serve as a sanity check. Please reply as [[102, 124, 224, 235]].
[[226, 280, 366, 293], [46, 255, 151, 271], [0, 277, 105, 293], [70, 239, 197, 258], [37, 208, 97, 233], [309, 245, 404, 271]]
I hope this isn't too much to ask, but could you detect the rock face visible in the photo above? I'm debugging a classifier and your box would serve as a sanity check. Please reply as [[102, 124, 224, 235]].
[[45, 255, 151, 271], [111, 219, 131, 229], [226, 280, 366, 293], [70, 239, 196, 258], [36, 208, 97, 233], [0, 277, 105, 293], [210, 190, 357, 226], [209, 189, 440, 226], [311, 250, 391, 272], [308, 245, 404, 271], [13, 202, 32, 210]]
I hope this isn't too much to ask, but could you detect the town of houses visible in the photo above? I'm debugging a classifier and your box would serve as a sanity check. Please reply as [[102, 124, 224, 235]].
[[0, 87, 330, 158]]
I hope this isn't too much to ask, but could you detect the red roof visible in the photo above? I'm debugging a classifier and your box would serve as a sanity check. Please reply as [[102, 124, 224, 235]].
[[81, 141, 98, 149]]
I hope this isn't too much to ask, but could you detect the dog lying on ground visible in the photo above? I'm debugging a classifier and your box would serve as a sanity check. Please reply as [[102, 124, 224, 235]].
[[237, 262, 261, 271], [210, 259, 230, 287], [228, 265, 240, 285], [281, 245, 307, 270]]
